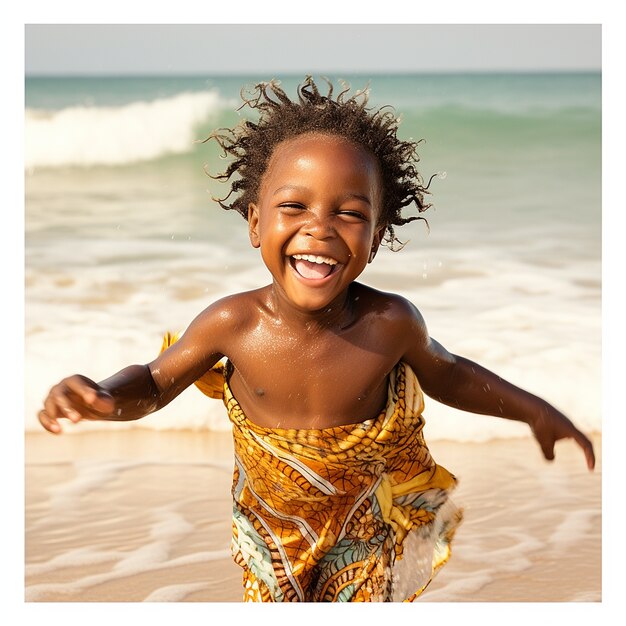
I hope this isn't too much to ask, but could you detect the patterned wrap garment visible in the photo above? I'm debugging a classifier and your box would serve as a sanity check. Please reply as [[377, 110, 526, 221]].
[[161, 333, 462, 602]]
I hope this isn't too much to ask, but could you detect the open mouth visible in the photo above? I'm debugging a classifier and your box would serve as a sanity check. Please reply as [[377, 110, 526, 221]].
[[290, 253, 339, 280]]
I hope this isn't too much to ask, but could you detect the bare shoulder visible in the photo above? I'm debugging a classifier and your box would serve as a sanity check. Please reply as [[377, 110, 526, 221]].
[[185, 288, 269, 347], [352, 283, 428, 337], [347, 283, 432, 369], [147, 287, 271, 391], [351, 284, 455, 391]]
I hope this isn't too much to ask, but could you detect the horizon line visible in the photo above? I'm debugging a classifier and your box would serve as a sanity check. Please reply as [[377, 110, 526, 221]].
[[25, 68, 602, 79]]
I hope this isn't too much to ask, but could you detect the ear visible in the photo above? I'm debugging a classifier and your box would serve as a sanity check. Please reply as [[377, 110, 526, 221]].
[[248, 203, 260, 248], [368, 226, 386, 263]]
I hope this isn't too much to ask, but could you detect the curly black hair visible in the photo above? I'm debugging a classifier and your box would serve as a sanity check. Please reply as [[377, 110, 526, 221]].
[[203, 76, 433, 249]]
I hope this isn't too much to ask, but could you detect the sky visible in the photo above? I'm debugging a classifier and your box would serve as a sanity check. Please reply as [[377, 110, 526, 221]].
[[24, 24, 601, 76]]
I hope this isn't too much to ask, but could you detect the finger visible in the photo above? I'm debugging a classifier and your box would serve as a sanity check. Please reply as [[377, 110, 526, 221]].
[[38, 409, 62, 434], [64, 376, 115, 415], [572, 431, 596, 471], [45, 385, 82, 423], [539, 437, 555, 462], [43, 389, 64, 421], [63, 375, 100, 405]]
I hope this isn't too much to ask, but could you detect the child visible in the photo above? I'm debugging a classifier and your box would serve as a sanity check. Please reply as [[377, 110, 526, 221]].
[[38, 77, 595, 603]]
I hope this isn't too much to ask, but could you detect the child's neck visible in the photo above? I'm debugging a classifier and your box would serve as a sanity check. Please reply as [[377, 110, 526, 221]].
[[268, 282, 357, 334]]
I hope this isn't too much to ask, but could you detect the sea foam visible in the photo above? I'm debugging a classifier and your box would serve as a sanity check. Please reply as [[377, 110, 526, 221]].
[[25, 90, 226, 169]]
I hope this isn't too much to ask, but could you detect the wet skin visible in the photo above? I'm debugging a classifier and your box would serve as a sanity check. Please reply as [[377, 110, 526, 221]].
[[38, 133, 595, 470]]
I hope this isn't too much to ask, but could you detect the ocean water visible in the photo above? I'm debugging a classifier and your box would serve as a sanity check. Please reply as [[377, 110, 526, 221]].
[[24, 73, 602, 440]]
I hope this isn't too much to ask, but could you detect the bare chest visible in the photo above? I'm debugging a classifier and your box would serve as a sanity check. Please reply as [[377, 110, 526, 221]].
[[226, 328, 400, 429]]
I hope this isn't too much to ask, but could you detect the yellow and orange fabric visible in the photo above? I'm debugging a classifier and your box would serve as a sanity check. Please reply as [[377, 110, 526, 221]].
[[161, 333, 462, 602]]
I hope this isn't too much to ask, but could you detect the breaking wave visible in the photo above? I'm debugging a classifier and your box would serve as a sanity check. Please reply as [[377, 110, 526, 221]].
[[25, 90, 226, 169]]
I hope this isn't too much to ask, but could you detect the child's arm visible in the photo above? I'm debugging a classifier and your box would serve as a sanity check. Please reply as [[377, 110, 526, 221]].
[[38, 365, 163, 433], [38, 298, 237, 434], [399, 300, 596, 470]]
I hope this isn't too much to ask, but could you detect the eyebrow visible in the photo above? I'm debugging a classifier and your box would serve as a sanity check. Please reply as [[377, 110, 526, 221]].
[[272, 185, 372, 205]]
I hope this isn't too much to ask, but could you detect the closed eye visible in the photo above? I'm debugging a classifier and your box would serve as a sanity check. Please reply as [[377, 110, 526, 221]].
[[338, 210, 368, 221], [278, 202, 306, 214]]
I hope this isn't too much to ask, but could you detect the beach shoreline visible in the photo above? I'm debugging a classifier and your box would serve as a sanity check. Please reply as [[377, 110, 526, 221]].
[[25, 429, 601, 603]]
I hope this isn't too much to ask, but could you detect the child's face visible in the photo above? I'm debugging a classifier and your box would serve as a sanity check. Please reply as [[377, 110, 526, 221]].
[[248, 133, 385, 313]]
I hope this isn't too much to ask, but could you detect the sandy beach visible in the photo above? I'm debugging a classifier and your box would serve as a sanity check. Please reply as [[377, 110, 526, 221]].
[[25, 428, 601, 603]]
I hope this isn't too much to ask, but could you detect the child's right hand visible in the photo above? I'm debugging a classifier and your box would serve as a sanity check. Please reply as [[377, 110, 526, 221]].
[[38, 375, 116, 434]]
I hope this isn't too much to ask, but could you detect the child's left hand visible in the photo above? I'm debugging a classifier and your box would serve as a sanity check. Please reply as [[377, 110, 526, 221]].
[[528, 406, 595, 471]]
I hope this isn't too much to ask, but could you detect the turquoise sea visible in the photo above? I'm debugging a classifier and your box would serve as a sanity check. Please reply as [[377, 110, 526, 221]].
[[24, 73, 602, 440]]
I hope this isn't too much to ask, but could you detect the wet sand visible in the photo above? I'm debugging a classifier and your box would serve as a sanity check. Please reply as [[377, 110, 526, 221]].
[[25, 429, 602, 604]]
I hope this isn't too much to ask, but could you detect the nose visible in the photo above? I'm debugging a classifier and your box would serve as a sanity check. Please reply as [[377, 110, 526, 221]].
[[302, 210, 336, 240]]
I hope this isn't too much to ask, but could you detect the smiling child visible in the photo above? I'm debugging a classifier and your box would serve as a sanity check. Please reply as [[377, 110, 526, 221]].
[[38, 77, 595, 602]]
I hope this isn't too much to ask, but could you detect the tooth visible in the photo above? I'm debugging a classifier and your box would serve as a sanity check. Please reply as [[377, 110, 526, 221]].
[[291, 254, 337, 265]]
